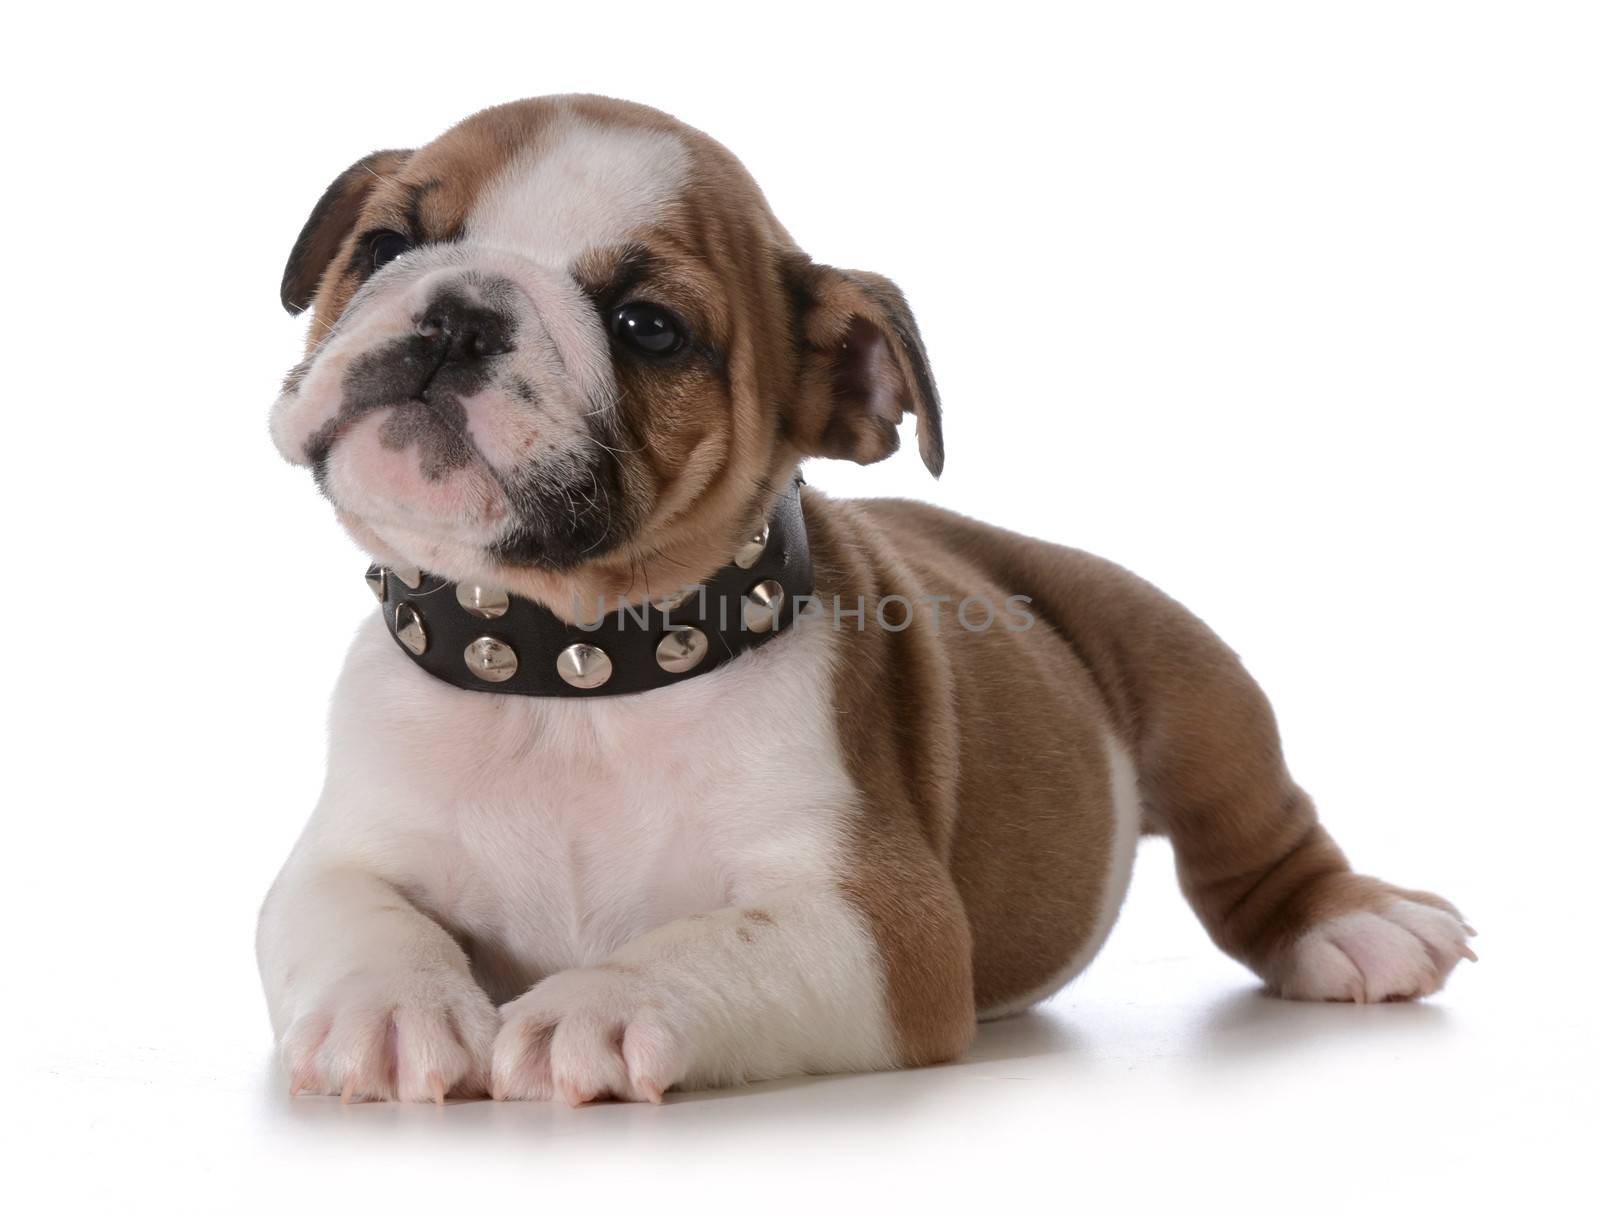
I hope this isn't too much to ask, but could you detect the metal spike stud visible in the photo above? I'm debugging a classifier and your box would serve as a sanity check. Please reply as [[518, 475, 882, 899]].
[[743, 579, 785, 633], [556, 642, 613, 690], [464, 636, 518, 682], [456, 584, 510, 619], [394, 602, 428, 655], [655, 626, 710, 674], [734, 522, 770, 570]]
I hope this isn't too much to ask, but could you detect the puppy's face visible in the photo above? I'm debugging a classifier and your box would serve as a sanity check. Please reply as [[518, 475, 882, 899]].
[[271, 95, 942, 611]]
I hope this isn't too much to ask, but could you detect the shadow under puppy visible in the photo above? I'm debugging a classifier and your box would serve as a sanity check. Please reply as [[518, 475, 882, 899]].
[[259, 95, 1474, 1105]]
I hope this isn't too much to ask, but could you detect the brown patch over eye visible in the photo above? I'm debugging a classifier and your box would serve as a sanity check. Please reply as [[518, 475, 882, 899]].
[[573, 242, 663, 305]]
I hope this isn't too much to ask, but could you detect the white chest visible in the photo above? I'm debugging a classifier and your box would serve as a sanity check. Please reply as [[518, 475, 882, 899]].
[[304, 613, 855, 997]]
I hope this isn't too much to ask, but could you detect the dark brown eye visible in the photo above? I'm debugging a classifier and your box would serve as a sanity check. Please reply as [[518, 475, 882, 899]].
[[610, 302, 684, 355], [368, 231, 412, 272]]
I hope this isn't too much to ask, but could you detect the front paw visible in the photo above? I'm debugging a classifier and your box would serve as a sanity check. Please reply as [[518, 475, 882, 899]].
[[491, 967, 689, 1105], [281, 970, 499, 1103]]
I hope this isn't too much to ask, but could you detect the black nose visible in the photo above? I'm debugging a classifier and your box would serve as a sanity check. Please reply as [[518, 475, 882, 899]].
[[416, 293, 513, 362]]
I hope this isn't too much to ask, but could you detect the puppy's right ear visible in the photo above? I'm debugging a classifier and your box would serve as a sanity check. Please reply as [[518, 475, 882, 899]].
[[279, 149, 411, 316]]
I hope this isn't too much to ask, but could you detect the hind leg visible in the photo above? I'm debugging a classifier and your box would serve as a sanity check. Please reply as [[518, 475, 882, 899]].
[[1140, 665, 1475, 1002], [1048, 558, 1480, 1001], [1167, 801, 1476, 1002], [892, 527, 1477, 1004]]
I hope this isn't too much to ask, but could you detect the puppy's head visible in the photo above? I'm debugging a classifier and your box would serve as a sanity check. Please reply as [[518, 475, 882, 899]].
[[271, 95, 941, 611]]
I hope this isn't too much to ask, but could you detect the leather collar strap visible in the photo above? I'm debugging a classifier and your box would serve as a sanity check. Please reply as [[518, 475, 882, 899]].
[[369, 481, 813, 698]]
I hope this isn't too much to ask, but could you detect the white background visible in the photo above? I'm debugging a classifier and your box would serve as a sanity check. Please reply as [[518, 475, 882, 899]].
[[4, 1, 1595, 1211]]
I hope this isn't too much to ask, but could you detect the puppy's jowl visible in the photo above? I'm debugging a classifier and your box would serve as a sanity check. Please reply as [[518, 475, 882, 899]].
[[259, 95, 1474, 1105]]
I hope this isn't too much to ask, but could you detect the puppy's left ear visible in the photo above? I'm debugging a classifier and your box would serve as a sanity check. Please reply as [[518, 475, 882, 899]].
[[783, 257, 944, 477]]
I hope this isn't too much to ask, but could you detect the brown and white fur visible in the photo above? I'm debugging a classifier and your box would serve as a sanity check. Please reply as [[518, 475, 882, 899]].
[[259, 95, 1474, 1105]]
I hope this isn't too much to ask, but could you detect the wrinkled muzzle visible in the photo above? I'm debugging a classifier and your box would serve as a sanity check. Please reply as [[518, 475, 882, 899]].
[[270, 245, 627, 574]]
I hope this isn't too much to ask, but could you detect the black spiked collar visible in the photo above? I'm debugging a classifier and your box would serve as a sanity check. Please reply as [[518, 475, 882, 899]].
[[369, 481, 813, 698]]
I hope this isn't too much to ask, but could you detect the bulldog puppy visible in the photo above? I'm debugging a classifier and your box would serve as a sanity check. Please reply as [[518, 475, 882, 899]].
[[259, 95, 1474, 1105]]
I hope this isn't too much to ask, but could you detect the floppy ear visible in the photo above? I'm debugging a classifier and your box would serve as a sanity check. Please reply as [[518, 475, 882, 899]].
[[783, 257, 944, 477], [279, 148, 411, 316]]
